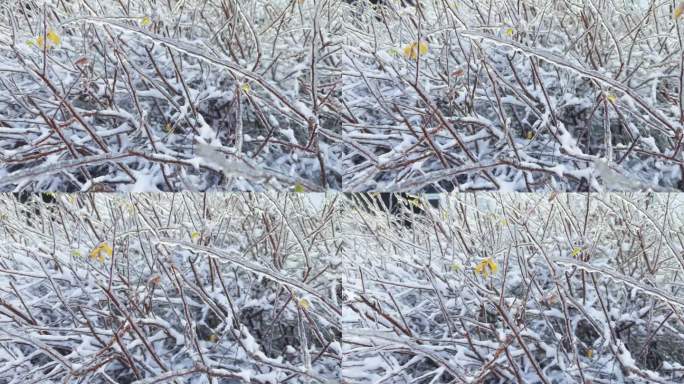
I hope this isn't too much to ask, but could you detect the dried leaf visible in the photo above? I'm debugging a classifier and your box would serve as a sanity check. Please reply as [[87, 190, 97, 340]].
[[46, 30, 61, 46], [403, 41, 429, 60], [298, 298, 310, 310], [89, 243, 113, 263]]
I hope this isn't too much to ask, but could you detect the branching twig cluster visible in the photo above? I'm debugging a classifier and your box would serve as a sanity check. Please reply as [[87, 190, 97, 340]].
[[342, 193, 684, 383], [341, 0, 684, 192], [0, 193, 342, 383], [3, 1, 683, 192], [0, 0, 343, 191]]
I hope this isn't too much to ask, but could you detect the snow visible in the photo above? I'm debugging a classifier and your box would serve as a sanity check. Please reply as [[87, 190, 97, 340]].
[[0, 193, 341, 383], [0, 0, 341, 191], [341, 193, 684, 383], [1, 1, 681, 191], [338, 1, 682, 191]]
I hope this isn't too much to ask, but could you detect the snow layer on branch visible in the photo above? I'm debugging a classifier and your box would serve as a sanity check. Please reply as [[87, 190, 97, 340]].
[[341, 193, 684, 383], [0, 193, 341, 383], [0, 0, 342, 192], [340, 0, 684, 192]]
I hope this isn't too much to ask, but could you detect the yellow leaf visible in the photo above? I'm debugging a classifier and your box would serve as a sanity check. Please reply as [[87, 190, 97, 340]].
[[450, 263, 461, 272], [586, 348, 593, 358], [505, 28, 515, 37], [89, 242, 113, 263], [418, 42, 428, 55], [406, 196, 422, 208], [403, 45, 413, 58], [675, 4, 684, 19], [403, 41, 429, 60], [474, 257, 498, 278], [570, 247, 582, 257], [163, 122, 175, 133], [26, 39, 35, 47], [241, 83, 251, 93], [46, 30, 61, 46], [36, 35, 44, 48], [191, 231, 201, 240], [606, 93, 617, 104], [526, 130, 534, 140], [294, 183, 305, 193], [101, 243, 113, 256], [141, 16, 152, 27], [71, 250, 82, 258], [298, 298, 310, 310]]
